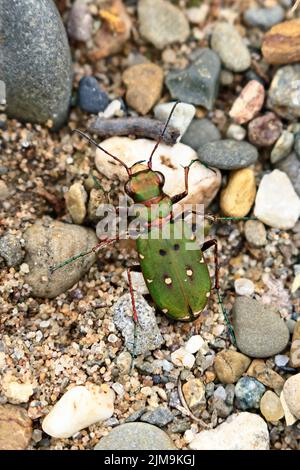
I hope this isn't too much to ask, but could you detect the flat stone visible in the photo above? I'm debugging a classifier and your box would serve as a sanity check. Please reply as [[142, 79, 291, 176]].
[[94, 422, 176, 450], [141, 407, 174, 427], [123, 63, 164, 115], [0, 0, 72, 129], [244, 6, 285, 31], [0, 404, 32, 450], [260, 391, 284, 422], [23, 217, 97, 298], [181, 118, 221, 150], [113, 293, 163, 355], [138, 0, 190, 49], [262, 19, 300, 64], [198, 140, 258, 170], [268, 65, 300, 120], [189, 412, 269, 450], [283, 373, 300, 419], [232, 296, 290, 358], [165, 48, 221, 109], [211, 22, 251, 72], [235, 377, 266, 410], [275, 152, 300, 197], [220, 168, 256, 217], [229, 80, 265, 125], [95, 137, 221, 209], [254, 169, 300, 229], [214, 350, 251, 384]]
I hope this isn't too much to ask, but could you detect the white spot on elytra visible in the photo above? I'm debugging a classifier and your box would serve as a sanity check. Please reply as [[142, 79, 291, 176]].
[[139, 253, 145, 259], [147, 279, 153, 283], [186, 269, 193, 276], [162, 308, 168, 313], [206, 292, 211, 297], [200, 259, 204, 263], [165, 277, 172, 285]]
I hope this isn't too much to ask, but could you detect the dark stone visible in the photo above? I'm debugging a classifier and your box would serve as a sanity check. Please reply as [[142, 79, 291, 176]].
[[243, 6, 285, 31], [0, 0, 72, 130], [78, 76, 110, 114], [181, 118, 221, 150], [197, 140, 258, 170], [275, 152, 300, 197]]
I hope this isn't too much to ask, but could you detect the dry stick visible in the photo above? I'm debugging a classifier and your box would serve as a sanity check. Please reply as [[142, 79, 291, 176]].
[[88, 117, 180, 146], [177, 378, 211, 429]]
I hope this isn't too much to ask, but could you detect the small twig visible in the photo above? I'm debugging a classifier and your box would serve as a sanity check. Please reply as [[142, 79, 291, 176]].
[[88, 117, 180, 146], [177, 378, 211, 429]]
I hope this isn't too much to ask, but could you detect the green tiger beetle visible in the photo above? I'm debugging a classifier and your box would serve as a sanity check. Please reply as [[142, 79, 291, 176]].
[[51, 102, 255, 351]]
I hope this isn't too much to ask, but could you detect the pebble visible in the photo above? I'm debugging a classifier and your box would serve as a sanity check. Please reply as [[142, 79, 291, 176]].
[[260, 391, 284, 422], [87, 188, 106, 223], [247, 360, 284, 393], [229, 80, 265, 125], [220, 168, 256, 217], [211, 23, 251, 72], [23, 217, 97, 298], [116, 351, 132, 375], [0, 180, 9, 201], [154, 102, 195, 140], [138, 0, 190, 49], [248, 112, 283, 147], [275, 355, 289, 368], [280, 391, 297, 426], [0, 0, 72, 129], [95, 137, 221, 209], [186, 5, 209, 24], [141, 407, 174, 427], [234, 278, 255, 296], [0, 404, 32, 450], [268, 65, 300, 120], [42, 384, 115, 438], [294, 132, 300, 158], [233, 297, 290, 358], [214, 350, 251, 384], [67, 0, 93, 42], [122, 270, 149, 295], [244, 220, 267, 247], [262, 19, 300, 65], [226, 124, 246, 141], [165, 48, 221, 109], [181, 118, 221, 150], [235, 377, 266, 410], [65, 181, 87, 224], [182, 379, 206, 411], [290, 320, 300, 367], [185, 335, 207, 354], [123, 63, 163, 115], [171, 347, 195, 369], [270, 130, 294, 164], [94, 422, 176, 450], [189, 412, 269, 450], [198, 140, 258, 170], [244, 6, 285, 31], [0, 233, 24, 267], [78, 76, 110, 114], [1, 373, 34, 404], [254, 169, 300, 229], [113, 293, 163, 355], [275, 152, 300, 197], [283, 373, 300, 419]]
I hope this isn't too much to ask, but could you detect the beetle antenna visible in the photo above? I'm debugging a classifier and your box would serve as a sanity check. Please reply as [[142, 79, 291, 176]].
[[148, 100, 180, 169], [73, 129, 132, 176]]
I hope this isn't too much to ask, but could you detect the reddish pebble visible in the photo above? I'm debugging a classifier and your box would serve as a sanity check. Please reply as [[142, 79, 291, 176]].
[[248, 112, 282, 147], [229, 80, 265, 125]]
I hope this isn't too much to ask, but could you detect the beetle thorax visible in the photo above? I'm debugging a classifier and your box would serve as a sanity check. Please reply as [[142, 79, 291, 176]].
[[125, 168, 167, 204]]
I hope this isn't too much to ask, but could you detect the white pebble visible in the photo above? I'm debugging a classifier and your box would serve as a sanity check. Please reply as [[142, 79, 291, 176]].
[[186, 5, 209, 24], [234, 278, 255, 296], [103, 99, 123, 119], [2, 373, 34, 404], [154, 101, 196, 140], [254, 170, 300, 230], [275, 354, 289, 367], [20, 263, 29, 274], [42, 384, 115, 438], [185, 335, 207, 354], [214, 385, 226, 401], [226, 123, 246, 141], [171, 347, 195, 369]]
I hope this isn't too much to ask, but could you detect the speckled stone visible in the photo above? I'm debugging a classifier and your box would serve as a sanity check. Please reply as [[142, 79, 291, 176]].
[[198, 140, 258, 170], [94, 423, 176, 450], [232, 297, 290, 358], [0, 0, 72, 129], [235, 377, 266, 410], [268, 65, 300, 120]]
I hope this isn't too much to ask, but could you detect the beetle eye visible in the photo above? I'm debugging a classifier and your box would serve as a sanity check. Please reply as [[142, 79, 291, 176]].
[[125, 181, 134, 196], [156, 172, 165, 186]]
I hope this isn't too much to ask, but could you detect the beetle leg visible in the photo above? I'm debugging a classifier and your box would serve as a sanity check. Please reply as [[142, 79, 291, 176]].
[[171, 160, 198, 204]]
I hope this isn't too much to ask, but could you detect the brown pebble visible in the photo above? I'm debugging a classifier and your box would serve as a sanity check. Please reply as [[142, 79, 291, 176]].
[[123, 63, 164, 115], [247, 359, 284, 393], [262, 19, 300, 65], [0, 404, 32, 450], [248, 112, 282, 147], [229, 80, 265, 125], [214, 350, 251, 384], [290, 320, 300, 368], [220, 168, 256, 218]]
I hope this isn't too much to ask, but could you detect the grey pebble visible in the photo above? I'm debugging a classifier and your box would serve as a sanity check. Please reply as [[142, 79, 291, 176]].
[[243, 6, 285, 31], [0, 233, 24, 267], [0, 0, 72, 129], [244, 220, 267, 247], [293, 133, 300, 159], [275, 152, 300, 197], [165, 48, 221, 110], [181, 118, 221, 150], [113, 293, 164, 355], [94, 423, 176, 450], [141, 407, 174, 427], [211, 23, 251, 72], [235, 377, 266, 410], [232, 297, 290, 358], [197, 140, 258, 170], [268, 65, 300, 120]]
